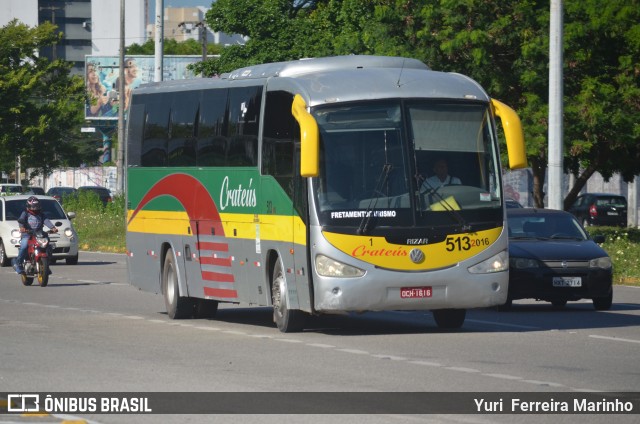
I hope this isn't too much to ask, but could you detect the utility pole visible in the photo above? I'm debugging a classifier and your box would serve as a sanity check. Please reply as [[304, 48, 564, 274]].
[[116, 0, 125, 194], [547, 0, 564, 210], [155, 0, 164, 82]]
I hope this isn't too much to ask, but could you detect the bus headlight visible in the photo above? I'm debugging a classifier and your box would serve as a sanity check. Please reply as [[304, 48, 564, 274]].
[[315, 254, 365, 278], [468, 250, 508, 274]]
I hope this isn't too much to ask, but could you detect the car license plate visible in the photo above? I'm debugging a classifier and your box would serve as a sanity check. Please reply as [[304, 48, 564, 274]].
[[401, 287, 432, 298], [552, 277, 582, 287], [607, 211, 619, 216]]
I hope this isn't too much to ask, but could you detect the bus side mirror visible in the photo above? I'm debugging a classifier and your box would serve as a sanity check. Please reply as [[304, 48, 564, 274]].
[[491, 99, 527, 169], [291, 94, 319, 177]]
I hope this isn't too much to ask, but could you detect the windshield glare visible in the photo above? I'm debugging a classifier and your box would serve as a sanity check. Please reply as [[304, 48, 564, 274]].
[[312, 101, 502, 228]]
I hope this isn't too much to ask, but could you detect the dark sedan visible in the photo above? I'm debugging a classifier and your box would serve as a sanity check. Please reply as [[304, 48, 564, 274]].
[[505, 208, 613, 310]]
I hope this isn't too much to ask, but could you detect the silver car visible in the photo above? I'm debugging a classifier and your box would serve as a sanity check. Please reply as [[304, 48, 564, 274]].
[[0, 195, 79, 266]]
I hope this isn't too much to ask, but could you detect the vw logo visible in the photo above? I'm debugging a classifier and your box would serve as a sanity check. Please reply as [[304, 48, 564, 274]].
[[410, 248, 425, 264]]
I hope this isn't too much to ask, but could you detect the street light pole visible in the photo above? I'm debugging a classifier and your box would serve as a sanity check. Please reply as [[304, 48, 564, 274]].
[[116, 0, 125, 194]]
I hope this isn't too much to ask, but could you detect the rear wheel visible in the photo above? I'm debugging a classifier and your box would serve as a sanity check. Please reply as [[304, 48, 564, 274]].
[[37, 257, 49, 287], [433, 308, 466, 329], [162, 248, 194, 319], [272, 257, 306, 333], [593, 291, 613, 310], [0, 242, 10, 267]]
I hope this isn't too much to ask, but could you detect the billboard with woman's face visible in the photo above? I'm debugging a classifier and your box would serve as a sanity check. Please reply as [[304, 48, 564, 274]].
[[84, 55, 203, 120]]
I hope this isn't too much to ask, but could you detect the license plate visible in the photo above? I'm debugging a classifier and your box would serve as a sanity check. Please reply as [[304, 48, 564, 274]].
[[552, 277, 582, 287], [607, 211, 618, 216], [401, 287, 432, 298]]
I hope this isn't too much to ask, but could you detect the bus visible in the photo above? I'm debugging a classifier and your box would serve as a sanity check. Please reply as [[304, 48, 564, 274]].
[[125, 55, 526, 332]]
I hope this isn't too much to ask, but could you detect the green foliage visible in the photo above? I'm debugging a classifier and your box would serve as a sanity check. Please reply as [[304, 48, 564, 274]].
[[0, 20, 99, 178], [126, 38, 222, 56], [65, 193, 125, 253], [586, 226, 640, 285]]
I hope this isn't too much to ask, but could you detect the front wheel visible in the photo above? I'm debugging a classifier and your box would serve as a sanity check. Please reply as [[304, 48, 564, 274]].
[[37, 257, 49, 287], [66, 254, 79, 265], [433, 309, 466, 329], [21, 273, 34, 286], [162, 248, 194, 319], [593, 291, 613, 311], [272, 257, 306, 333]]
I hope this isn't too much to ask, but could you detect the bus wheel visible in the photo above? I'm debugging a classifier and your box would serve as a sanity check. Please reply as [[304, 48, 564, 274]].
[[272, 258, 306, 333], [433, 309, 466, 329], [163, 248, 194, 319]]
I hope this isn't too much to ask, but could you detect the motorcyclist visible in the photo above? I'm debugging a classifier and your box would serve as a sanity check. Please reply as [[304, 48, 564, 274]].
[[14, 196, 58, 274]]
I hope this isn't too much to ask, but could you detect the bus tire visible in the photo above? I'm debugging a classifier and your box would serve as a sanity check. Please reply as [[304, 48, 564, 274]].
[[163, 248, 194, 319], [272, 257, 306, 333], [433, 308, 466, 329]]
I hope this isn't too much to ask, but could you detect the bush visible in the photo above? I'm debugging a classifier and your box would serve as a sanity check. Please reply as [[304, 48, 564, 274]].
[[586, 226, 640, 285], [65, 192, 126, 253]]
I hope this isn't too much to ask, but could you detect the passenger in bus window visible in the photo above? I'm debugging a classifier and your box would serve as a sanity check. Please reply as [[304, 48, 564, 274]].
[[421, 158, 461, 192]]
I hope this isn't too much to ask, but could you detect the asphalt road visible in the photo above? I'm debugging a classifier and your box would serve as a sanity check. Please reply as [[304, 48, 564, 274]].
[[1, 251, 639, 424]]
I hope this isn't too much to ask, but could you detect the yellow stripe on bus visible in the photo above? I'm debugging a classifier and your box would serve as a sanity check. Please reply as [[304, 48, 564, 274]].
[[322, 227, 503, 271], [127, 210, 306, 245]]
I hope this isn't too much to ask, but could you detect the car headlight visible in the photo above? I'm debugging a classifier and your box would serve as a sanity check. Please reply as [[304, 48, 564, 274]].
[[590, 256, 612, 269], [64, 228, 74, 238], [510, 257, 540, 269], [315, 254, 365, 278], [468, 250, 508, 274]]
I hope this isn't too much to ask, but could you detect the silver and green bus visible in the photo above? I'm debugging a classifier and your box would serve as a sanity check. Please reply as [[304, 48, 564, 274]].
[[125, 55, 526, 332]]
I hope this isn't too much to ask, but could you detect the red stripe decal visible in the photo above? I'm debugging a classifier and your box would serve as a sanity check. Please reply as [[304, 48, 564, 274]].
[[202, 271, 235, 283], [200, 256, 233, 267], [196, 242, 229, 252], [204, 287, 238, 299]]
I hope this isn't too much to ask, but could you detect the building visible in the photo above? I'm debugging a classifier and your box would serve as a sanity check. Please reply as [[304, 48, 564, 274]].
[[0, 0, 145, 76], [146, 6, 246, 46]]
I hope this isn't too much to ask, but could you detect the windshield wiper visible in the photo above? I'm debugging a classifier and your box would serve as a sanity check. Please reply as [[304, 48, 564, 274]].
[[358, 163, 392, 235], [420, 181, 470, 231]]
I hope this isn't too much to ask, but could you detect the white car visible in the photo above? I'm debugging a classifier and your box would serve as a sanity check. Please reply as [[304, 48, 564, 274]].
[[0, 195, 79, 266]]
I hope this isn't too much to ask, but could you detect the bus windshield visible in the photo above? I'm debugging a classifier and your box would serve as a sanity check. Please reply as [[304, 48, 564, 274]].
[[313, 100, 502, 230]]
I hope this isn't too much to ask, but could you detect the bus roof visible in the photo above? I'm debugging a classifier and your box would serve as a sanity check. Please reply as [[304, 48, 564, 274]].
[[133, 55, 490, 106]]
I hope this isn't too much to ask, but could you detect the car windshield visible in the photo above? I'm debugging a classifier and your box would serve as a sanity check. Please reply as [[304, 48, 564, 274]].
[[4, 198, 68, 221], [312, 100, 502, 230], [508, 214, 588, 240]]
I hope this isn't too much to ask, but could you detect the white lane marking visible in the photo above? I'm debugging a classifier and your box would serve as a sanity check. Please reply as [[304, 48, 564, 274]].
[[445, 367, 480, 373], [522, 379, 565, 388], [306, 343, 335, 349], [337, 348, 370, 355], [409, 360, 442, 367], [371, 354, 408, 361], [274, 338, 303, 343], [589, 335, 640, 344], [483, 373, 522, 381]]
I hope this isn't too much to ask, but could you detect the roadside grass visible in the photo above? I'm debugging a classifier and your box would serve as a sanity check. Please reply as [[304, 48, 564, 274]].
[[63, 192, 126, 253], [65, 195, 640, 286]]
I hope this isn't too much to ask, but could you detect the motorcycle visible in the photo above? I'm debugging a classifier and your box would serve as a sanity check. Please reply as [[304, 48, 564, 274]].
[[12, 228, 56, 287]]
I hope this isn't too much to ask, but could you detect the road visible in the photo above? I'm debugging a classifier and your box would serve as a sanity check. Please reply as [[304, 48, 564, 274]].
[[0, 251, 639, 424]]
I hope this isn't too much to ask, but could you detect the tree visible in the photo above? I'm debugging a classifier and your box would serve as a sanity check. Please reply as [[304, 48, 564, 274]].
[[126, 38, 223, 56], [0, 20, 98, 183]]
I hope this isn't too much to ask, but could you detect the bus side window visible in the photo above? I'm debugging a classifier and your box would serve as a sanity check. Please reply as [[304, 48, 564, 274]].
[[227, 86, 262, 167], [168, 90, 199, 166], [141, 93, 170, 167], [197, 88, 228, 167], [263, 91, 297, 198]]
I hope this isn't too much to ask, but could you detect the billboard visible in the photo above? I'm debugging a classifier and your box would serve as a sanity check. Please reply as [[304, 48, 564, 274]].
[[85, 55, 204, 120]]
